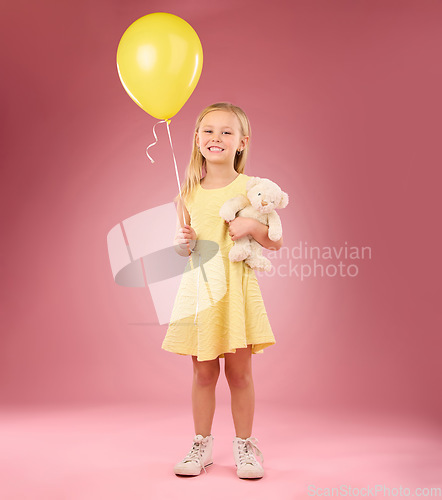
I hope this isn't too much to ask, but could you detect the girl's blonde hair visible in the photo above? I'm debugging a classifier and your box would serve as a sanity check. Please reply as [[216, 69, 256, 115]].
[[174, 102, 251, 204]]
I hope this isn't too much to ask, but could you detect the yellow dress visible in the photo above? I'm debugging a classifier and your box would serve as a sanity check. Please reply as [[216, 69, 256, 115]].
[[161, 173, 276, 361]]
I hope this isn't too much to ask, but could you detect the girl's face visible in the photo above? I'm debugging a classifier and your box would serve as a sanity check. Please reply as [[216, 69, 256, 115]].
[[195, 110, 248, 167]]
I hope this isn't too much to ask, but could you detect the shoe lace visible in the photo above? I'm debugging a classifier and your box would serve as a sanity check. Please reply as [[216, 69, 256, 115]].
[[237, 437, 264, 467], [183, 435, 210, 474]]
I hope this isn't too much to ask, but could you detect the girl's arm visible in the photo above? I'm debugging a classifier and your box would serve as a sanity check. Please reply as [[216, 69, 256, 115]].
[[227, 217, 283, 251], [250, 219, 283, 251]]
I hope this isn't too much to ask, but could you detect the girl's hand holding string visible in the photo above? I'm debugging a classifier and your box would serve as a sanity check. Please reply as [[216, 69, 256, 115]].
[[176, 224, 197, 254]]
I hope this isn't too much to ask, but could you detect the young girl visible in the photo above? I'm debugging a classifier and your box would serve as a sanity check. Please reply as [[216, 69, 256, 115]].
[[161, 102, 283, 479]]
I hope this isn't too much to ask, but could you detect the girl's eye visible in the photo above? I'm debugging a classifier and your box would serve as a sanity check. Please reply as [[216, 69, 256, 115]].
[[204, 130, 212, 133], [222, 131, 231, 135]]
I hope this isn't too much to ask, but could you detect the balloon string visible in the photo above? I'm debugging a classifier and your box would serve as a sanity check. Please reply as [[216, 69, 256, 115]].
[[145, 119, 169, 164], [164, 120, 187, 241], [146, 119, 191, 255], [165, 120, 213, 321], [194, 252, 201, 324]]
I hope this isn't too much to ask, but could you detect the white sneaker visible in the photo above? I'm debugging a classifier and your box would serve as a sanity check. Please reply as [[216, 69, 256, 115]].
[[233, 436, 265, 479], [174, 434, 214, 476]]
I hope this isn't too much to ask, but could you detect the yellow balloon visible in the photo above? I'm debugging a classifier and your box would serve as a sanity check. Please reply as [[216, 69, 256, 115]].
[[116, 13, 203, 120]]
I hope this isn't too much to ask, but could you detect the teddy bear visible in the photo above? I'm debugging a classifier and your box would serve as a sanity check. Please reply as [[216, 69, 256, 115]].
[[219, 176, 289, 272]]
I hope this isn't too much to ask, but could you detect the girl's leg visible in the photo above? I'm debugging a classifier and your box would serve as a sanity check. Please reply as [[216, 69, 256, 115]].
[[191, 355, 220, 437], [224, 345, 254, 439]]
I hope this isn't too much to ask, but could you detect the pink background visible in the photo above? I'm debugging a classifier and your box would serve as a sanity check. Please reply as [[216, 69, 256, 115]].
[[2, 0, 441, 415], [0, 0, 442, 500], [1, 0, 441, 497]]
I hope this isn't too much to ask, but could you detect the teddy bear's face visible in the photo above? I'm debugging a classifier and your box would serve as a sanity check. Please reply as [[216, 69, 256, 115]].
[[247, 180, 285, 214]]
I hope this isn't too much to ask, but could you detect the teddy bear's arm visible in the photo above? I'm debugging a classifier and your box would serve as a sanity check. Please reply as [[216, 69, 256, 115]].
[[219, 195, 249, 222], [230, 194, 249, 212], [251, 220, 283, 251], [267, 211, 283, 242]]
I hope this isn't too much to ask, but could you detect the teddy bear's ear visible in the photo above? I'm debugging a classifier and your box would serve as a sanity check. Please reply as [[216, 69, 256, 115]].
[[278, 191, 289, 209], [246, 177, 261, 191]]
